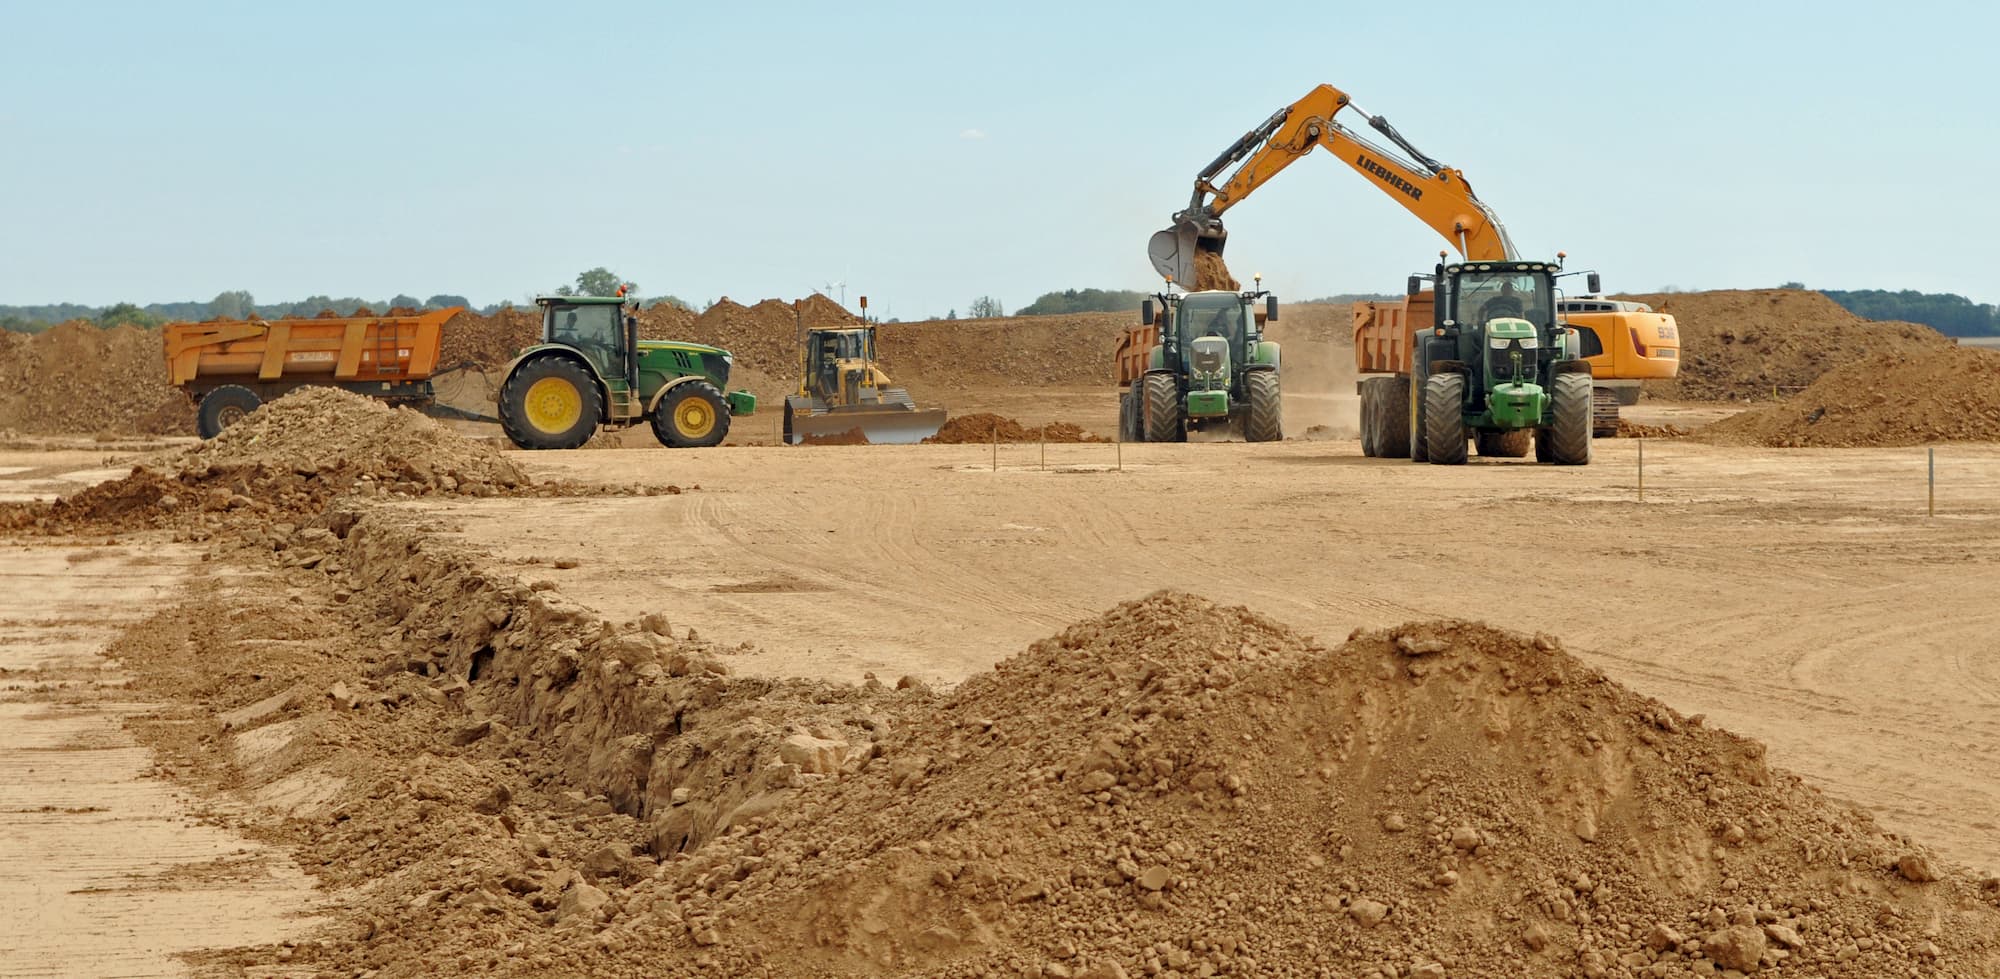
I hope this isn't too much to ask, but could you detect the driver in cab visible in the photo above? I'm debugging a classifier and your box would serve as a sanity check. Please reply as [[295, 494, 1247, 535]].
[[1482, 282, 1526, 321]]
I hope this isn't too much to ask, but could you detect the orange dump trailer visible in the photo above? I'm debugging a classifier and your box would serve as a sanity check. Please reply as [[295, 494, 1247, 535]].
[[164, 307, 469, 437]]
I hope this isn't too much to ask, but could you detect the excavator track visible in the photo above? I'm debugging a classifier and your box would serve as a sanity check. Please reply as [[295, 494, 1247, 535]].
[[1592, 388, 1620, 438]]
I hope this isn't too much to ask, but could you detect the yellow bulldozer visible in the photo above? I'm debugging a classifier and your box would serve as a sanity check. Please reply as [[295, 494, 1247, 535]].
[[782, 297, 946, 445]]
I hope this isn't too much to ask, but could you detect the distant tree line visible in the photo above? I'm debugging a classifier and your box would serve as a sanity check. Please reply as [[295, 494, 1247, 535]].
[[1812, 287, 1998, 337], [1015, 288, 1149, 316]]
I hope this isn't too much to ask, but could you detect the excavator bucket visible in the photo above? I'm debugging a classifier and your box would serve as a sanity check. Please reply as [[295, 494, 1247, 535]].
[[1148, 216, 1227, 288], [784, 397, 946, 445]]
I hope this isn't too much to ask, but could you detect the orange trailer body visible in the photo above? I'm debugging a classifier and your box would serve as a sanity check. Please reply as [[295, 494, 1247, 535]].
[[164, 307, 460, 390], [1114, 324, 1159, 387]]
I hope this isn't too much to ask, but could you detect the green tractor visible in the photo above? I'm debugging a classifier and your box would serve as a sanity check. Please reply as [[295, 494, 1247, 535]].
[[1120, 288, 1283, 443], [497, 294, 756, 450], [1407, 258, 1595, 465]]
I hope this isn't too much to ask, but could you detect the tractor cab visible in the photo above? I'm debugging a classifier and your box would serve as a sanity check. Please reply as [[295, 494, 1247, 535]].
[[538, 295, 635, 383]]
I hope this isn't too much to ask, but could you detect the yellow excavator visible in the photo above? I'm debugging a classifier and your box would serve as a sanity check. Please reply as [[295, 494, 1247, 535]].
[[1150, 83, 1678, 433]]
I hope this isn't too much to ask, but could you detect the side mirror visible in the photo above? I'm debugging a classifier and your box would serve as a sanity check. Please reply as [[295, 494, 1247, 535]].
[[1407, 275, 1422, 296], [1587, 272, 1602, 294], [1141, 299, 1154, 326], [1265, 295, 1279, 321]]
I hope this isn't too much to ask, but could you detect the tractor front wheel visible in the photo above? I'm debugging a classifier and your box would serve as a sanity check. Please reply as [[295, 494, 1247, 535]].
[[1142, 373, 1183, 443], [499, 356, 603, 450], [1423, 372, 1468, 465], [1547, 374, 1593, 465], [197, 384, 262, 439], [1244, 370, 1282, 442], [654, 382, 730, 448]]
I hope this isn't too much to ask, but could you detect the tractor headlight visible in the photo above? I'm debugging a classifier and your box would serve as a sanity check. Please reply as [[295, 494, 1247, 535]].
[[1490, 335, 1539, 349]]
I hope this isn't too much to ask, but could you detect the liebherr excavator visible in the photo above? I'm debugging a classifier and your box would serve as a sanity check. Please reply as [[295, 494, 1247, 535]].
[[1150, 83, 1679, 435]]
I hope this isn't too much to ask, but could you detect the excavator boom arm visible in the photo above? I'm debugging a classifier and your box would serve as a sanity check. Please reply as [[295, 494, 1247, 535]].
[[1159, 84, 1516, 279]]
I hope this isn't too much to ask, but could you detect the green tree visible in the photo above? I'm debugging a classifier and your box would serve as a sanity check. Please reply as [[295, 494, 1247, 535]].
[[210, 290, 255, 319], [388, 293, 422, 310], [1778, 281, 1806, 290], [968, 296, 1004, 318], [96, 302, 160, 328], [425, 294, 471, 309], [567, 267, 630, 298], [1016, 288, 1150, 316]]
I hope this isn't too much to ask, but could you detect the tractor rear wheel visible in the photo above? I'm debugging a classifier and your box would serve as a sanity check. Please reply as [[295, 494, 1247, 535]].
[[1423, 372, 1468, 465], [1475, 430, 1532, 458], [1548, 374, 1594, 465], [499, 356, 602, 450], [1142, 373, 1183, 443], [197, 384, 261, 439], [1244, 370, 1282, 442], [654, 382, 730, 448]]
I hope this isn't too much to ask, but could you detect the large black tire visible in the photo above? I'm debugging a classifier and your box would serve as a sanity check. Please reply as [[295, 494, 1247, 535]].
[[1592, 387, 1620, 438], [1244, 370, 1282, 442], [1378, 376, 1411, 459], [653, 382, 730, 448], [1548, 374, 1594, 465], [1409, 368, 1429, 463], [1423, 372, 1469, 465], [1476, 429, 1532, 458], [1142, 373, 1183, 443], [1125, 380, 1146, 443], [498, 356, 603, 450], [1359, 380, 1380, 457], [196, 384, 261, 439]]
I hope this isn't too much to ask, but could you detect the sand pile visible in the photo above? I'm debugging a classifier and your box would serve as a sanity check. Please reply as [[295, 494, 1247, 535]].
[[1699, 345, 2000, 447], [925, 413, 1105, 444], [0, 388, 670, 535], [624, 593, 2000, 977], [1616, 420, 1692, 439], [187, 386, 525, 486], [0, 321, 194, 435], [1625, 290, 1951, 402]]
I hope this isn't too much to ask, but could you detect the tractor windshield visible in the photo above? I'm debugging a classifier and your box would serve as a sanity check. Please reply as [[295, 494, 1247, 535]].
[[1452, 271, 1552, 326], [545, 304, 624, 376], [1175, 293, 1247, 355]]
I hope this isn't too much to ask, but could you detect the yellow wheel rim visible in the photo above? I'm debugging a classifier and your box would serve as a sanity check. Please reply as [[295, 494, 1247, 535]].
[[524, 376, 582, 433], [674, 396, 716, 439]]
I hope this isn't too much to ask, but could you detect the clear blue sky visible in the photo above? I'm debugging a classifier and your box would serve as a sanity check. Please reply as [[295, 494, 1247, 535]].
[[2, 0, 1993, 316]]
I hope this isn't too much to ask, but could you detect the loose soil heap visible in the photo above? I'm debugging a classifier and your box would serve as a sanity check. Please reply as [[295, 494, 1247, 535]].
[[1615, 421, 1691, 440], [1699, 345, 2000, 447], [207, 529, 2000, 979], [631, 593, 2000, 977], [1625, 290, 1952, 402], [925, 413, 1105, 444], [0, 388, 666, 535], [0, 321, 193, 435]]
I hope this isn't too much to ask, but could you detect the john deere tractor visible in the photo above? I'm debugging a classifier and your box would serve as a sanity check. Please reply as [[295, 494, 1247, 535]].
[[1119, 288, 1282, 443], [1406, 258, 1594, 465], [497, 294, 755, 450]]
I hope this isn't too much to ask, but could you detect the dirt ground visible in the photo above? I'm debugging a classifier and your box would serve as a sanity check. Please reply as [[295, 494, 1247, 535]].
[[422, 434, 2000, 876]]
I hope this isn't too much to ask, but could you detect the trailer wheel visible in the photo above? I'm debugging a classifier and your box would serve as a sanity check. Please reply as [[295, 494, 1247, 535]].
[[654, 382, 730, 448], [197, 385, 262, 439], [499, 356, 602, 450], [1378, 376, 1412, 459]]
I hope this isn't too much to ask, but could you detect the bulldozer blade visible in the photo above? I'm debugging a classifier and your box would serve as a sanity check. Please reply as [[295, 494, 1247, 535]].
[[786, 406, 947, 445]]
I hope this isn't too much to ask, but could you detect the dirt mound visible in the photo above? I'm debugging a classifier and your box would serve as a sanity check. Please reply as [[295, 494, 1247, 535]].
[[1627, 290, 1952, 402], [1699, 345, 2000, 447], [0, 388, 680, 535], [925, 413, 1105, 444], [635, 592, 2000, 977], [187, 386, 525, 486], [0, 321, 194, 435], [1616, 420, 1692, 439]]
